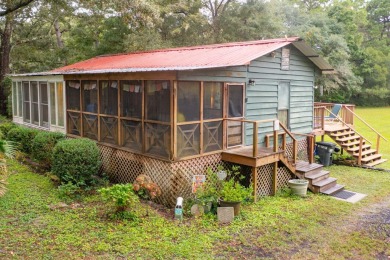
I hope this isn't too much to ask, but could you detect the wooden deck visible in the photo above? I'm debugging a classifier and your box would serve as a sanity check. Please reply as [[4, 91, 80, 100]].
[[222, 146, 283, 167]]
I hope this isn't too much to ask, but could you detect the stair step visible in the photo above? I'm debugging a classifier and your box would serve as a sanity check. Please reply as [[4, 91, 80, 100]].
[[305, 170, 330, 182], [353, 149, 377, 157], [347, 145, 371, 152], [341, 140, 365, 147], [321, 184, 345, 195], [364, 159, 388, 167], [313, 177, 337, 192], [360, 154, 382, 163], [337, 135, 360, 142], [330, 131, 354, 138], [295, 161, 323, 174]]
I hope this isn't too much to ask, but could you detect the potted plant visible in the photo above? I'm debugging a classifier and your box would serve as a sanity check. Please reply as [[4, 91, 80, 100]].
[[219, 166, 253, 216], [194, 168, 221, 213]]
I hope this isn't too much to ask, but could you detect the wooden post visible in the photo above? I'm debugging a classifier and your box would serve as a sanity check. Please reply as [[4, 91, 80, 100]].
[[273, 129, 278, 153], [321, 107, 325, 131], [252, 167, 257, 202], [272, 162, 278, 195], [282, 133, 286, 151], [253, 122, 258, 157], [358, 138, 363, 165], [293, 139, 297, 164], [376, 134, 380, 154], [265, 136, 269, 148]]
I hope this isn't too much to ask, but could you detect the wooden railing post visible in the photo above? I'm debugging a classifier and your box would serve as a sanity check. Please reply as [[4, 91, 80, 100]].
[[309, 135, 315, 164], [273, 128, 278, 153], [321, 107, 325, 131], [376, 134, 380, 154], [253, 122, 258, 158], [293, 139, 297, 164], [358, 138, 363, 165], [282, 133, 286, 151]]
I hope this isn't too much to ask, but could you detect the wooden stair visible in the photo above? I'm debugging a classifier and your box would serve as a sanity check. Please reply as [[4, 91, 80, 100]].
[[326, 127, 387, 167], [294, 161, 344, 195]]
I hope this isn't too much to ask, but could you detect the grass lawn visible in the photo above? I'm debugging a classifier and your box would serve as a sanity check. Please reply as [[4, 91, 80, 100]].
[[0, 107, 389, 259]]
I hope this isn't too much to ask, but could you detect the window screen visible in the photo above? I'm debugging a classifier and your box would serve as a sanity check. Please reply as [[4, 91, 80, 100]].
[[177, 82, 200, 122]]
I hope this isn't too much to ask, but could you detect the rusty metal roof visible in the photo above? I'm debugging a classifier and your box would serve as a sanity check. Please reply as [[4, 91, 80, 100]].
[[13, 37, 334, 76]]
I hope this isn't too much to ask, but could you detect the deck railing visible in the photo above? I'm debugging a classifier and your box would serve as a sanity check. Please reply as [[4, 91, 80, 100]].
[[314, 102, 356, 130], [225, 118, 303, 165]]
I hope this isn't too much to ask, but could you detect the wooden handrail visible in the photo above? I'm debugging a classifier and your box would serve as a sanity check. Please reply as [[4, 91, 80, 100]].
[[323, 107, 372, 145], [344, 106, 388, 142], [279, 122, 297, 164]]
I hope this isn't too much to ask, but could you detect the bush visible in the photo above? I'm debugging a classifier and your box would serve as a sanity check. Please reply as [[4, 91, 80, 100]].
[[7, 126, 39, 154], [31, 131, 65, 167], [0, 122, 17, 138], [52, 138, 101, 187]]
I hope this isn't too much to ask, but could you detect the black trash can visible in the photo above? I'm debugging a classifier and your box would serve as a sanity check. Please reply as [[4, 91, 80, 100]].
[[316, 142, 337, 166]]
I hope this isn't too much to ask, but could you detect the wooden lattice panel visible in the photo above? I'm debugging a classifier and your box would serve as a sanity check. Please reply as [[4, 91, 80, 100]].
[[297, 138, 309, 162], [277, 166, 293, 190], [97, 144, 225, 206], [255, 164, 273, 196]]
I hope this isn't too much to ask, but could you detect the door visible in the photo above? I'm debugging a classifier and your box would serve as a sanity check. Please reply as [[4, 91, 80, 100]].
[[226, 83, 244, 147]]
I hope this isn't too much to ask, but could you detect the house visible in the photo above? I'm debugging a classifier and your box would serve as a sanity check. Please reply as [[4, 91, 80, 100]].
[[11, 37, 343, 205]]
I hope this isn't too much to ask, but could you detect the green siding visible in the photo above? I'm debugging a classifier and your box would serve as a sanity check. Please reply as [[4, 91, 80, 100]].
[[245, 46, 315, 145], [177, 46, 317, 146]]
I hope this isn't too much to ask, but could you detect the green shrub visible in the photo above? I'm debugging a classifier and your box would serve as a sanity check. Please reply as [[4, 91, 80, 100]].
[[52, 138, 101, 187], [31, 131, 65, 167], [7, 126, 39, 154], [0, 122, 17, 138], [99, 184, 139, 219]]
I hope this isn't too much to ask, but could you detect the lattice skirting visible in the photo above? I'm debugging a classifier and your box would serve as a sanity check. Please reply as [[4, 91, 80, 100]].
[[97, 140, 306, 206], [98, 144, 225, 206], [253, 164, 294, 197]]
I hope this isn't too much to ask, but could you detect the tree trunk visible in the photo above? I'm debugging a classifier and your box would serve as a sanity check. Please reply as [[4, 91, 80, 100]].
[[0, 13, 14, 116], [54, 19, 64, 48]]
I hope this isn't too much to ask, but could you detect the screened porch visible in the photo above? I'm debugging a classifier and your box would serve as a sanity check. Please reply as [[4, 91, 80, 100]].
[[65, 78, 246, 161]]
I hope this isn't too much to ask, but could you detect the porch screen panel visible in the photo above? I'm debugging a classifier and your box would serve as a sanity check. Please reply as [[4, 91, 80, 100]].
[[66, 80, 81, 136], [31, 81, 39, 125], [100, 81, 119, 145], [67, 81, 80, 111], [145, 81, 170, 122], [50, 83, 56, 125], [82, 81, 98, 140], [121, 80, 141, 118], [177, 82, 200, 122], [203, 82, 223, 153], [204, 82, 223, 119], [57, 82, 64, 127], [40, 82, 49, 127], [120, 80, 142, 151], [145, 80, 171, 159], [12, 82, 17, 116], [23, 82, 30, 123], [17, 82, 22, 117]]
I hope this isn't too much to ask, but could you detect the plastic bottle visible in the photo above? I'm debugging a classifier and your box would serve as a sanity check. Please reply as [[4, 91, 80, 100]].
[[174, 197, 183, 220]]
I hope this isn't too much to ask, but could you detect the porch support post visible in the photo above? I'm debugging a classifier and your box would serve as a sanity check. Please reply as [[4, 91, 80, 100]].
[[272, 162, 278, 195], [252, 167, 257, 202]]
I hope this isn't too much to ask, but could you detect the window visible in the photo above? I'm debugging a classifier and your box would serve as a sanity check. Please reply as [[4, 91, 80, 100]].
[[23, 82, 30, 123], [227, 84, 244, 147], [12, 82, 17, 116], [31, 81, 39, 125], [57, 82, 64, 127], [17, 82, 22, 117], [40, 82, 49, 127], [50, 83, 56, 125], [204, 82, 223, 119], [281, 48, 290, 70]]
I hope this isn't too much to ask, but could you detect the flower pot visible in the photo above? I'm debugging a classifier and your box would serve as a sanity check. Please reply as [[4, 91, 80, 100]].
[[219, 200, 241, 216], [288, 179, 309, 197]]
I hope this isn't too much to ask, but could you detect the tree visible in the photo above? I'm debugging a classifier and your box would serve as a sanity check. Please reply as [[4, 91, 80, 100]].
[[0, 0, 36, 116]]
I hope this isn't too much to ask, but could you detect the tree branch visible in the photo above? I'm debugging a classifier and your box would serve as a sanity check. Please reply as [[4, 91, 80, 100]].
[[0, 0, 35, 17]]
